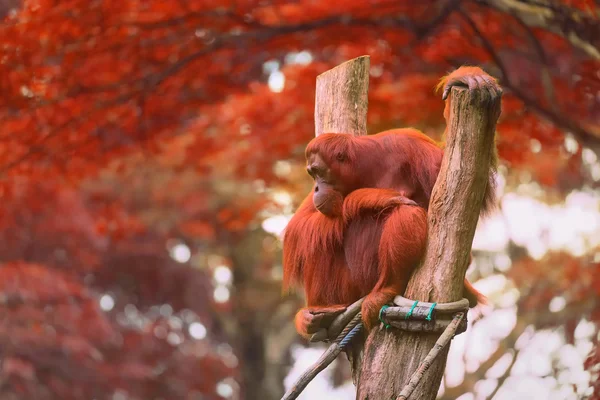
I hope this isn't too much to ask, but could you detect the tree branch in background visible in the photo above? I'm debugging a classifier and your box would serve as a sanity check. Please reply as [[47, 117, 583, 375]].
[[485, 348, 521, 400], [455, 7, 600, 146], [484, 0, 600, 60], [440, 299, 595, 399]]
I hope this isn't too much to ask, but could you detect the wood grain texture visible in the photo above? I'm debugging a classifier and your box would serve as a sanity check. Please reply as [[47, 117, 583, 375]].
[[311, 55, 370, 389], [281, 342, 345, 400], [396, 314, 466, 400], [314, 55, 370, 136], [392, 297, 470, 313], [355, 84, 501, 399], [386, 315, 467, 335]]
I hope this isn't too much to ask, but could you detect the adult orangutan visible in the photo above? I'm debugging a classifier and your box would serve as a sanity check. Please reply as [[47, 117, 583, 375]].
[[283, 66, 501, 339]]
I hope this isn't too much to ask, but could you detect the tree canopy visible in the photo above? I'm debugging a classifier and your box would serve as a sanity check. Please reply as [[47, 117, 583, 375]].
[[1, 1, 599, 399]]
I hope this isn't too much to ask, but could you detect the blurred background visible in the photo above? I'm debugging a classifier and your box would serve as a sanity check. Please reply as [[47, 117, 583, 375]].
[[0, 0, 599, 399]]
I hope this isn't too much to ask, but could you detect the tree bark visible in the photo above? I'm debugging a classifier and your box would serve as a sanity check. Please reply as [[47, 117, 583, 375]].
[[355, 82, 501, 399], [314, 55, 369, 137], [311, 56, 500, 399], [312, 54, 371, 390]]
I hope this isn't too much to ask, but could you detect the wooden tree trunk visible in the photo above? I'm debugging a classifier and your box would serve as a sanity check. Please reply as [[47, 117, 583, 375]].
[[312, 54, 370, 388], [314, 55, 369, 137], [312, 56, 500, 399], [356, 81, 501, 399]]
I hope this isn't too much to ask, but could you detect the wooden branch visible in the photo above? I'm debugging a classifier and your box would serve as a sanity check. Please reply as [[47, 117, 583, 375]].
[[283, 314, 363, 400], [484, 348, 520, 400], [281, 340, 346, 400], [281, 55, 371, 395], [314, 55, 370, 136], [308, 297, 364, 342], [312, 55, 370, 384], [393, 296, 470, 313], [440, 299, 594, 399], [356, 78, 501, 399], [396, 313, 465, 400], [381, 299, 470, 334], [386, 305, 438, 321], [483, 0, 600, 60], [328, 297, 364, 336], [387, 317, 467, 335]]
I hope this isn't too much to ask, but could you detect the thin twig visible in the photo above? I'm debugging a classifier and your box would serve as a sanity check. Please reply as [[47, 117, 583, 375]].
[[455, 8, 600, 146], [485, 348, 520, 400], [411, 0, 461, 44], [478, 2, 558, 110], [456, 7, 509, 82]]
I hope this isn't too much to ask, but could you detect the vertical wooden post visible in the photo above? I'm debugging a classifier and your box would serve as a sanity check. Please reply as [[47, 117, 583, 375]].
[[314, 56, 370, 137], [312, 54, 370, 389], [311, 56, 500, 399], [355, 83, 501, 398]]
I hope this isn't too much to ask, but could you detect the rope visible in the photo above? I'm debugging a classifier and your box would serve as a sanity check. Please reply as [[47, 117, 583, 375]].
[[281, 313, 363, 400], [334, 313, 363, 344], [339, 323, 363, 347], [282, 297, 469, 400]]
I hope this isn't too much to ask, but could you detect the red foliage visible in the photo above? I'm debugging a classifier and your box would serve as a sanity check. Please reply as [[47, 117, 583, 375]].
[[0, 179, 238, 399], [0, 0, 599, 397], [0, 0, 596, 195]]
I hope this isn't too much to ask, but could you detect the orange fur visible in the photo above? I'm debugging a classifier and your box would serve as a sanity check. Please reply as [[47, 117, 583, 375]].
[[343, 188, 416, 223], [305, 128, 445, 210], [293, 305, 346, 339], [284, 66, 498, 336], [360, 200, 428, 328], [438, 66, 499, 214]]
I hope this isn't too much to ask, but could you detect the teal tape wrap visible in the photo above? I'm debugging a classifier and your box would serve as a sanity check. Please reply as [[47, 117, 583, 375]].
[[426, 302, 437, 321], [405, 300, 418, 320], [379, 305, 391, 329]]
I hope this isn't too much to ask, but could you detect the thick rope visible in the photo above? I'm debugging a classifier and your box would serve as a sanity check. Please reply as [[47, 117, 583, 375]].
[[334, 313, 363, 344]]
